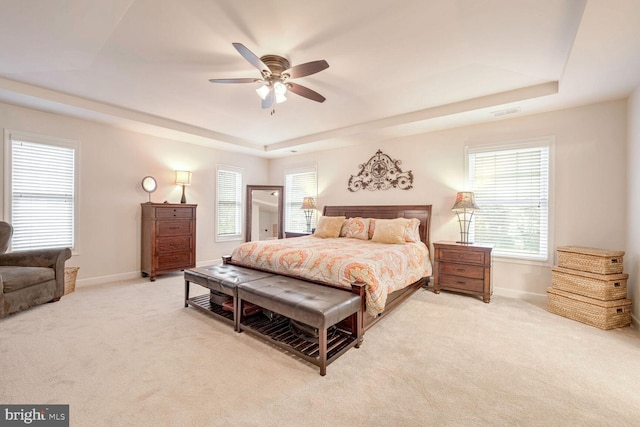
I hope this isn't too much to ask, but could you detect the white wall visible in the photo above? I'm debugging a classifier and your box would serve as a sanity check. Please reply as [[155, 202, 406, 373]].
[[0, 98, 630, 300], [0, 102, 269, 284], [270, 100, 628, 300], [627, 87, 640, 324]]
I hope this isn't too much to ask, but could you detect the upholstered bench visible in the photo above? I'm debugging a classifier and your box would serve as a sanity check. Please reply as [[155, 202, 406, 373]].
[[237, 275, 363, 376], [184, 264, 274, 326]]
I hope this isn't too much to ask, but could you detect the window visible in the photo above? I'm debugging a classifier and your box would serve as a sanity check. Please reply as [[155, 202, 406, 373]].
[[467, 138, 552, 261], [4, 131, 77, 251], [284, 166, 317, 233], [216, 164, 243, 241]]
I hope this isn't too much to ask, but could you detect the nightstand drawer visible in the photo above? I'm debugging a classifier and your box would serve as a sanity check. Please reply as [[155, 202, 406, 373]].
[[439, 274, 485, 292], [439, 262, 484, 279], [439, 248, 485, 265]]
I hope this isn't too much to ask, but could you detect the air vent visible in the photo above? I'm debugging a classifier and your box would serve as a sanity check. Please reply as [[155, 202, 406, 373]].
[[491, 107, 521, 117]]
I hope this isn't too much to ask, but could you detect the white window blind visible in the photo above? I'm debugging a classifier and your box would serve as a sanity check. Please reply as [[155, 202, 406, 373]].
[[216, 165, 243, 240], [468, 141, 550, 261], [8, 136, 76, 251], [284, 166, 317, 233]]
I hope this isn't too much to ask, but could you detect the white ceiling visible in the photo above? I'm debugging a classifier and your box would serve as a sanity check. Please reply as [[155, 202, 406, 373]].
[[1, 0, 639, 158]]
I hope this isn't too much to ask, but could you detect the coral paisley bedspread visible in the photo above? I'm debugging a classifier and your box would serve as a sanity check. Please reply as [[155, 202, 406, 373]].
[[231, 236, 432, 316]]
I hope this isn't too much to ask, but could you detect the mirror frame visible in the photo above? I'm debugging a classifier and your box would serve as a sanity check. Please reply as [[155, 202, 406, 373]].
[[246, 185, 284, 242], [141, 176, 157, 203], [141, 176, 157, 193]]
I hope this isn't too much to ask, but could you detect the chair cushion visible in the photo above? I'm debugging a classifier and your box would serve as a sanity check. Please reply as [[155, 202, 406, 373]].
[[0, 266, 55, 293]]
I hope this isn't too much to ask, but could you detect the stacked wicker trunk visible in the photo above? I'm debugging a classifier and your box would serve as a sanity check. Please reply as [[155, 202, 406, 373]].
[[547, 246, 632, 330]]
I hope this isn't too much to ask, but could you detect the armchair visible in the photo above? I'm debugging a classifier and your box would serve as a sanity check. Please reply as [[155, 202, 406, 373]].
[[0, 222, 72, 318]]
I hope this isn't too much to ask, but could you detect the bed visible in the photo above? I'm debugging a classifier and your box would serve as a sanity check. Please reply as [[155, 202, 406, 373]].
[[226, 204, 432, 332]]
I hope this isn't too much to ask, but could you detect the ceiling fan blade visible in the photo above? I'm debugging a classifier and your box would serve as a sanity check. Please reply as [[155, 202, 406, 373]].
[[232, 42, 269, 73], [262, 91, 274, 109], [209, 78, 260, 84], [283, 60, 329, 79], [287, 83, 326, 103]]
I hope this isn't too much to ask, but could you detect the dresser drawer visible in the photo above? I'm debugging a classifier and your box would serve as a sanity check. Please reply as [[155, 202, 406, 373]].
[[439, 274, 485, 292], [439, 262, 484, 279], [156, 207, 195, 219], [156, 220, 193, 236], [439, 248, 485, 265], [156, 236, 192, 253], [157, 251, 193, 270]]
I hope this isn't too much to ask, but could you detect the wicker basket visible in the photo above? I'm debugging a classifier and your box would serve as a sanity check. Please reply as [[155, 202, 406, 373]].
[[551, 266, 628, 301], [557, 246, 624, 274], [546, 287, 631, 330], [64, 267, 79, 295]]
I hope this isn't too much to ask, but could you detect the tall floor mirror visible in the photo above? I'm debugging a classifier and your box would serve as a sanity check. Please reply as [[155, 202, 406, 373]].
[[246, 185, 284, 242]]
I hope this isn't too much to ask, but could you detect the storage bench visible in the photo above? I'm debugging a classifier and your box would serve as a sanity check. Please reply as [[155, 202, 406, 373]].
[[237, 275, 363, 376], [184, 264, 274, 326]]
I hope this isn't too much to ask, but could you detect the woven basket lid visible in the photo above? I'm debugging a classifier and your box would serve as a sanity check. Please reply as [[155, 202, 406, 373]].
[[551, 266, 628, 280], [556, 246, 624, 257], [547, 287, 631, 307]]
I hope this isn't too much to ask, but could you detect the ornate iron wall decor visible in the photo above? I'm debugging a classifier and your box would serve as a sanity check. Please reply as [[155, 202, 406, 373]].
[[348, 149, 413, 192]]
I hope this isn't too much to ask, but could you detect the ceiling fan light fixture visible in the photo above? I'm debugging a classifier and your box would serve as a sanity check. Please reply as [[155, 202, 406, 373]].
[[273, 81, 287, 95], [275, 92, 287, 104], [256, 84, 270, 100]]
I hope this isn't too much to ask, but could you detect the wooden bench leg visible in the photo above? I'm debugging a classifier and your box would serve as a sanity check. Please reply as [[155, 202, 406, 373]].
[[319, 327, 327, 376], [184, 279, 190, 308], [354, 311, 363, 348], [235, 298, 242, 333]]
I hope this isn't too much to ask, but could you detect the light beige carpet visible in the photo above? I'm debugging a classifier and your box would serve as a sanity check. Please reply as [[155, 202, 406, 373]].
[[1, 273, 639, 426]]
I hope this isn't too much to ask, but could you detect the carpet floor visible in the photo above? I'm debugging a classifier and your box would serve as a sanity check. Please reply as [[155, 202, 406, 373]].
[[1, 273, 639, 426]]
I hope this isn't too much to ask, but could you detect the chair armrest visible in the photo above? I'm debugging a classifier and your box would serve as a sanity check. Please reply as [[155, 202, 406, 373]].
[[0, 248, 72, 298]]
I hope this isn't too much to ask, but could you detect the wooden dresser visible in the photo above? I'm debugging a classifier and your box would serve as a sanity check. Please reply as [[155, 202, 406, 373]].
[[433, 241, 493, 303], [141, 203, 197, 281]]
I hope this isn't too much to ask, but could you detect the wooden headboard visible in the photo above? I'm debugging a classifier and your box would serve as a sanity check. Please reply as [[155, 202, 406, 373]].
[[322, 205, 432, 248]]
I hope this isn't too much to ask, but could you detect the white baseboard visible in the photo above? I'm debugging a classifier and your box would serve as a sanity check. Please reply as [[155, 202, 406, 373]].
[[493, 287, 547, 306], [75, 260, 225, 287], [76, 271, 142, 287]]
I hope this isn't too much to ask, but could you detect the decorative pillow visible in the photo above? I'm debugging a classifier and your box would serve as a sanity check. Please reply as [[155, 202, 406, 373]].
[[340, 217, 370, 240], [404, 218, 421, 242], [314, 216, 346, 238], [371, 218, 411, 244]]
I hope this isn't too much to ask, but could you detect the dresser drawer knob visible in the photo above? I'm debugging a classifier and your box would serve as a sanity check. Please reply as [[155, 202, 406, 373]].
[[455, 268, 466, 272]]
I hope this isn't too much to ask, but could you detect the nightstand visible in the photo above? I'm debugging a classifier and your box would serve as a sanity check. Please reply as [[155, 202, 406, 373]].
[[433, 241, 493, 303]]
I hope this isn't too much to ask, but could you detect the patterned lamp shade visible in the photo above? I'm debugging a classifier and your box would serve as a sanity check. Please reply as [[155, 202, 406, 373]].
[[451, 191, 479, 211], [451, 191, 479, 244]]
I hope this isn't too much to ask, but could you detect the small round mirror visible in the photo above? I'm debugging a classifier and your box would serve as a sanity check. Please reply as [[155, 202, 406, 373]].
[[141, 176, 157, 202]]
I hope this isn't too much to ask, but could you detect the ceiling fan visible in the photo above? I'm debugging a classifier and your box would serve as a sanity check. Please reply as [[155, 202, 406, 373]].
[[209, 43, 329, 112]]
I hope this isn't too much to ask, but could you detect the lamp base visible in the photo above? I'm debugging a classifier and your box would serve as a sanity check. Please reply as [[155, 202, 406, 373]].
[[180, 184, 187, 204]]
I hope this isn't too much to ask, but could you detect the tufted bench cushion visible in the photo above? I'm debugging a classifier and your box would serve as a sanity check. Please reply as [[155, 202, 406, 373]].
[[184, 264, 275, 325], [237, 276, 361, 330], [185, 264, 275, 298], [237, 275, 362, 375]]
